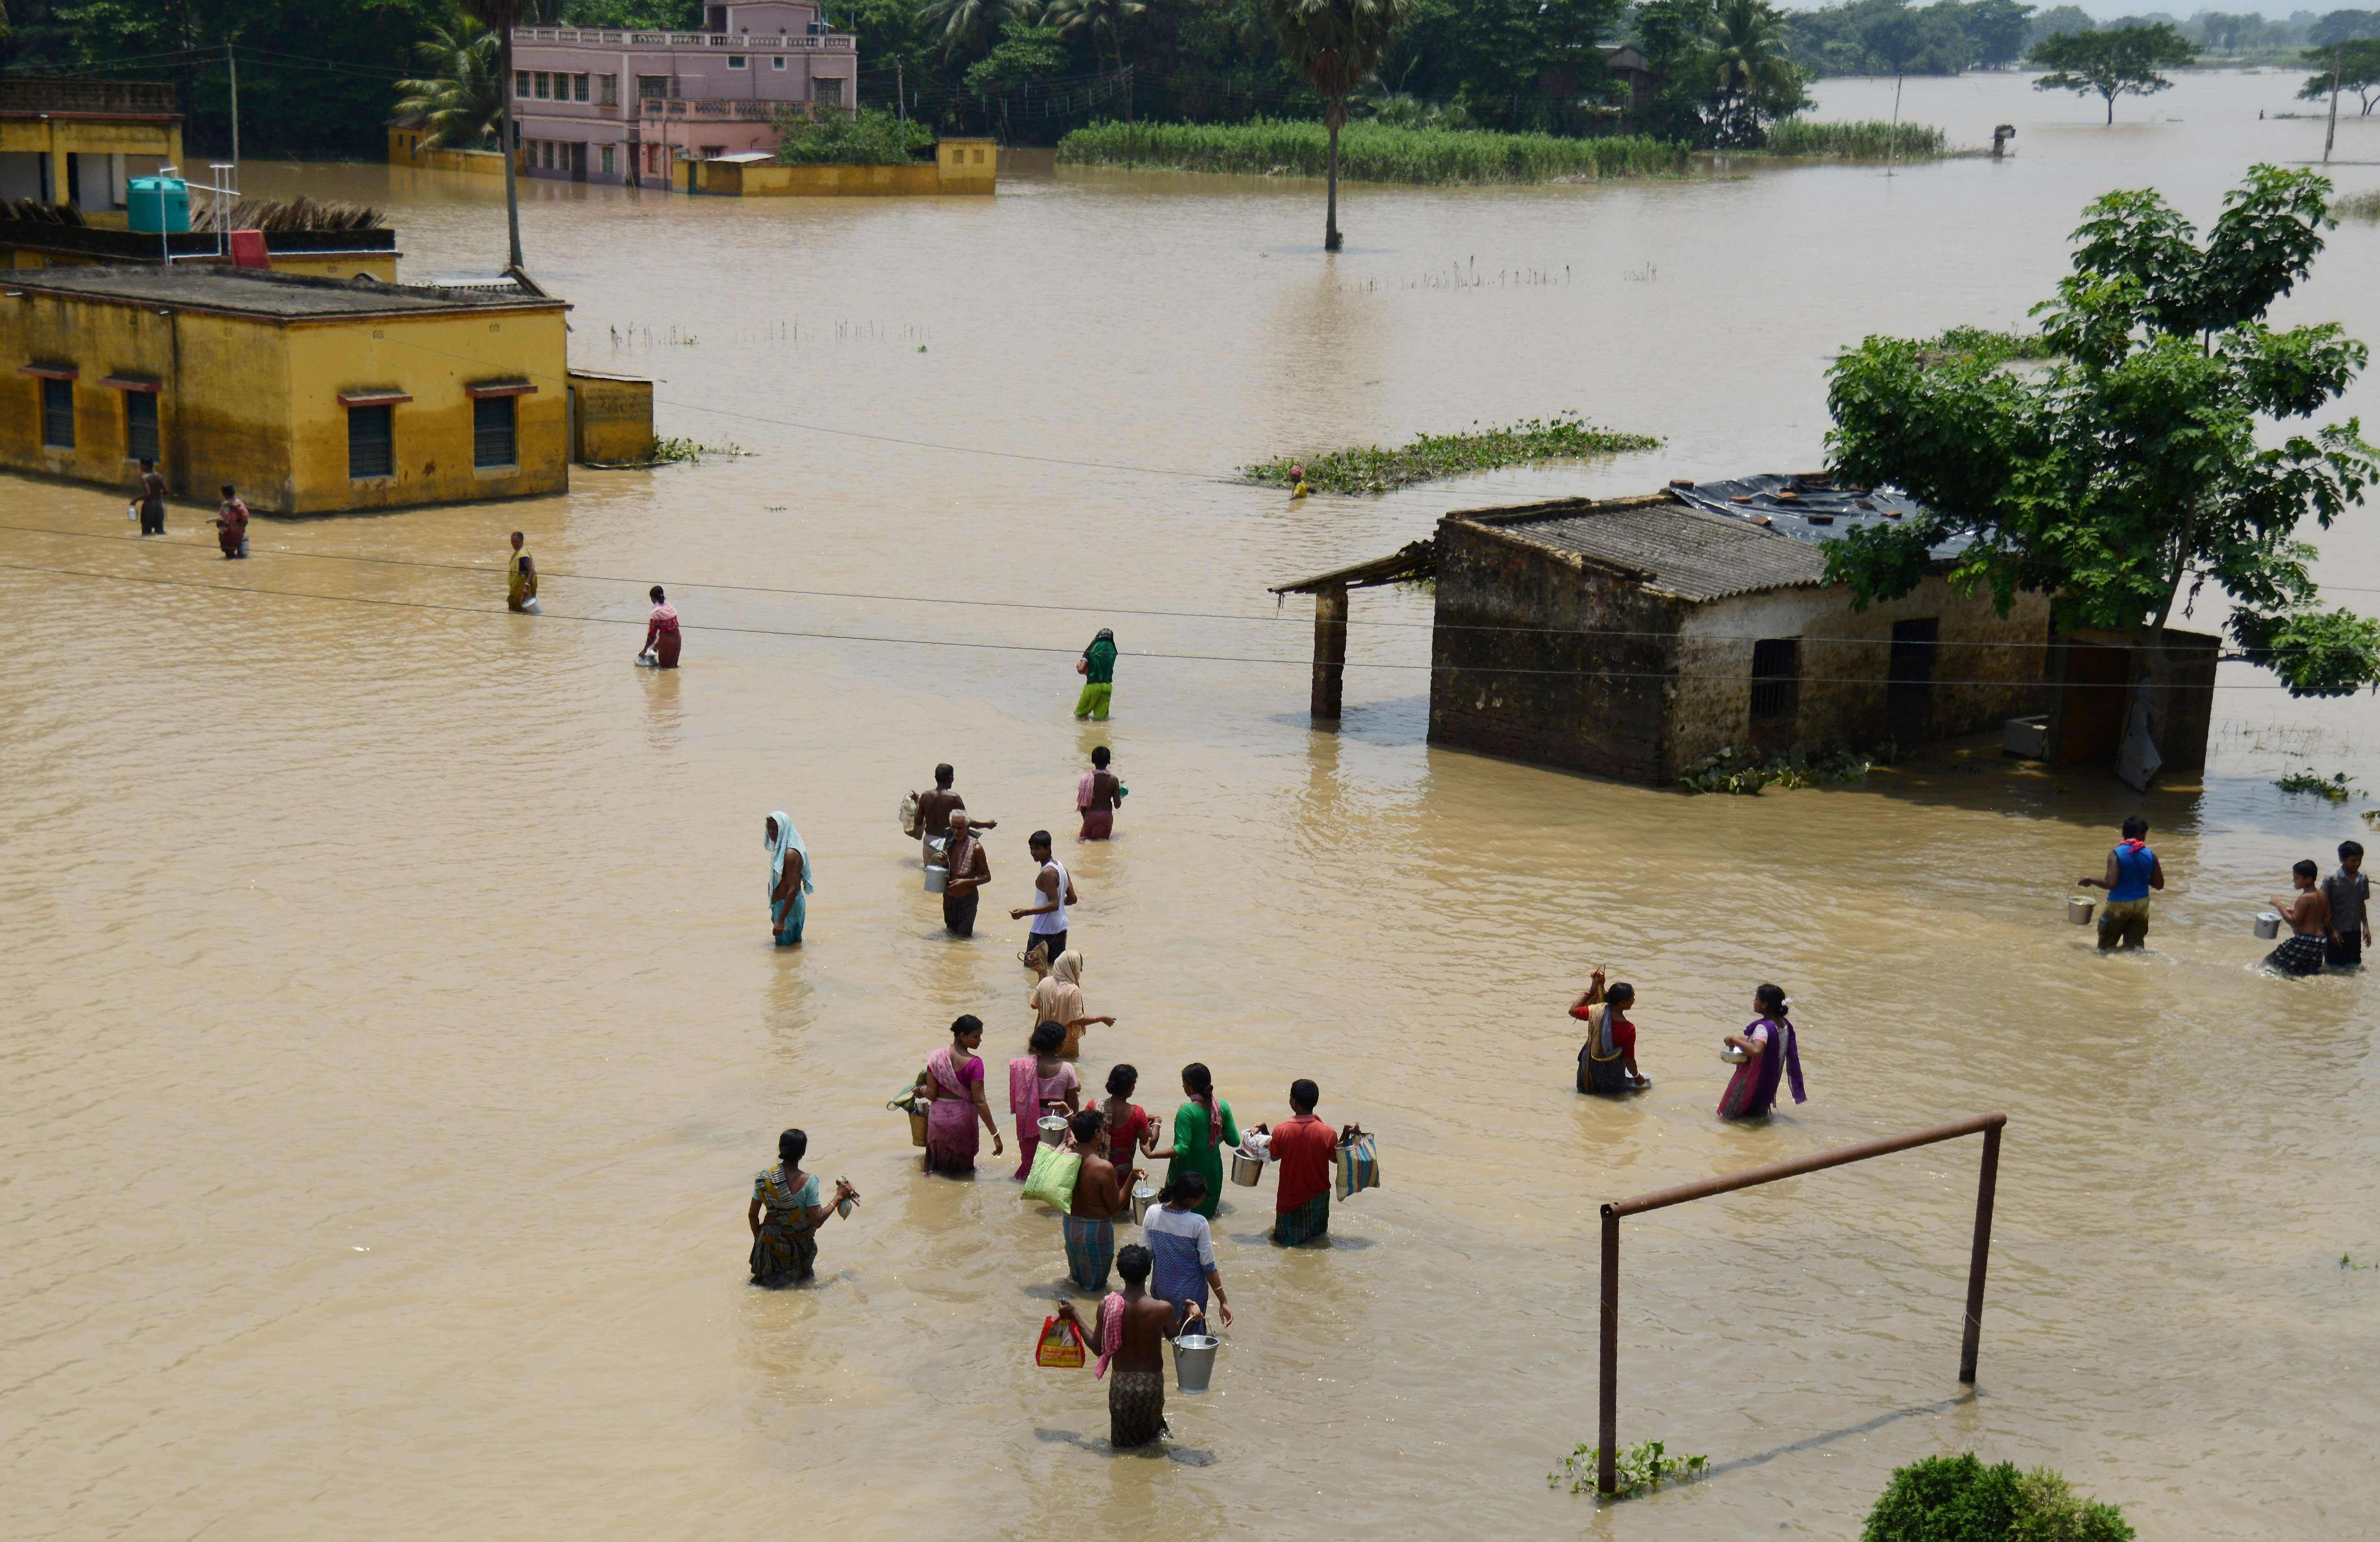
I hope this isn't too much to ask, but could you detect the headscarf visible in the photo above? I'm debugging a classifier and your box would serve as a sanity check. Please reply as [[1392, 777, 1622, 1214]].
[[766, 812, 814, 897], [649, 600, 678, 629], [1034, 950, 1087, 1030]]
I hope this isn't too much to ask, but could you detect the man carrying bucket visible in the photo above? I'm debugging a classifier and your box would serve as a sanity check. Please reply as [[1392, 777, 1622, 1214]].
[[2077, 816, 2162, 951], [1055, 1243, 1200, 1450], [1252, 1079, 1357, 1248]]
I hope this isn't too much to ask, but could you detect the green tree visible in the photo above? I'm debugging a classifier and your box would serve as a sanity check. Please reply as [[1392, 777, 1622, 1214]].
[[1965, 0, 2032, 66], [2299, 38, 2380, 114], [1706, 0, 1805, 143], [452, 0, 531, 273], [2027, 22, 2196, 122], [1261, 0, 1416, 250], [1825, 167, 2380, 781], [1864, 1453, 2135, 1542], [917, 0, 1036, 61], [1045, 0, 1143, 74], [393, 15, 506, 152]]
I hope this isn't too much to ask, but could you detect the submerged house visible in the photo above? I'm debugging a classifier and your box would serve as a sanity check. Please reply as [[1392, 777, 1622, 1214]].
[[1279, 475, 2064, 786]]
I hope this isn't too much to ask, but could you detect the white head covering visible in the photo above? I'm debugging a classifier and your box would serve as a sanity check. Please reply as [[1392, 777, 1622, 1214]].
[[766, 812, 814, 897]]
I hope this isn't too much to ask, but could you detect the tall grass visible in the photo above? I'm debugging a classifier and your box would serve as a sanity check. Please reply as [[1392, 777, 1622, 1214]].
[[1056, 118, 1688, 184], [1764, 118, 1949, 160]]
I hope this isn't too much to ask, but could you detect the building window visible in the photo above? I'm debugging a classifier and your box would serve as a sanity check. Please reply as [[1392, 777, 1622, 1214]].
[[1749, 638, 1799, 723], [598, 73, 619, 105], [474, 397, 518, 469], [542, 140, 555, 169], [40, 378, 74, 449], [638, 74, 670, 99], [601, 144, 615, 174], [1888, 618, 1940, 739], [348, 405, 394, 479], [535, 71, 551, 99], [815, 77, 844, 107], [727, 53, 747, 68], [573, 73, 589, 101], [124, 392, 159, 462], [972, 147, 985, 163], [773, 56, 785, 69], [516, 70, 531, 98]]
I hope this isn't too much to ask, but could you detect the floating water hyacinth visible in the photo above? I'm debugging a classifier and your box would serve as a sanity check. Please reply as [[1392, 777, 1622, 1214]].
[[1244, 413, 1661, 496]]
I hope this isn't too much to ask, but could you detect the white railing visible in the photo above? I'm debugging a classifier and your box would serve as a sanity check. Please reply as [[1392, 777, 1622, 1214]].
[[638, 98, 784, 120], [515, 28, 855, 50]]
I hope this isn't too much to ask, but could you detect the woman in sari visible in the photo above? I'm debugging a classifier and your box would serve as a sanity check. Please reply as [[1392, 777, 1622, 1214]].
[[1718, 983, 1807, 1121], [1165, 1062, 1239, 1220], [748, 1127, 857, 1286], [1572, 971, 1647, 1095], [1009, 1021, 1082, 1178], [766, 812, 810, 946], [640, 585, 681, 668], [918, 1015, 1003, 1176], [1030, 950, 1115, 1060]]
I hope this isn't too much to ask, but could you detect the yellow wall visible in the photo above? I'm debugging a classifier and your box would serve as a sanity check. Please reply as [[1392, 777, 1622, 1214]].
[[283, 310, 569, 513], [0, 114, 182, 205], [0, 288, 568, 513], [567, 369, 654, 465], [0, 248, 400, 282], [696, 143, 998, 197], [386, 127, 514, 176]]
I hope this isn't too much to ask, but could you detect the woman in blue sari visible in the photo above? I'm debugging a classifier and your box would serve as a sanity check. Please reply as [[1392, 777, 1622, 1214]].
[[766, 812, 812, 946]]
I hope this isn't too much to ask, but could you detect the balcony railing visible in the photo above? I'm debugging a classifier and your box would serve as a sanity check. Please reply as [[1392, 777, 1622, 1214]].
[[0, 79, 180, 115], [637, 98, 785, 121], [515, 28, 854, 50]]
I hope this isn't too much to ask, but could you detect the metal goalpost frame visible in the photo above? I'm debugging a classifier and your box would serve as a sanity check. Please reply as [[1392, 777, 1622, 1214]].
[[1595, 1112, 2007, 1496]]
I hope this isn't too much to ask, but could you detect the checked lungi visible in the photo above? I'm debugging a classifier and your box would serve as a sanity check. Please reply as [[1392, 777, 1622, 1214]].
[[1108, 1369, 1166, 1448], [1063, 1215, 1116, 1290], [1270, 1191, 1330, 1247]]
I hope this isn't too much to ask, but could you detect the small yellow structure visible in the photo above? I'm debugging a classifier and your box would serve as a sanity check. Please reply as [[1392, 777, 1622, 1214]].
[[0, 223, 401, 282], [694, 138, 999, 197], [386, 123, 516, 177], [0, 266, 576, 514], [566, 368, 655, 464], [0, 79, 182, 224]]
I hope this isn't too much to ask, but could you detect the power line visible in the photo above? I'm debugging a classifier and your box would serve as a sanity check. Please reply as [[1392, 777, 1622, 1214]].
[[0, 557, 2291, 685]]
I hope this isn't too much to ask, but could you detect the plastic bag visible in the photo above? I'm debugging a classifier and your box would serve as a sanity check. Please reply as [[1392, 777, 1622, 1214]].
[[899, 792, 920, 837], [1035, 1313, 1086, 1368], [1336, 1134, 1380, 1201], [1022, 1143, 1082, 1209]]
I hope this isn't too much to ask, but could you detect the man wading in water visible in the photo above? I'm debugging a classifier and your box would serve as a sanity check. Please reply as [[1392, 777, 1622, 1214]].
[[1011, 830, 1075, 966], [2077, 816, 2163, 951], [942, 811, 991, 938], [506, 531, 538, 613], [1065, 1107, 1142, 1291], [1055, 1243, 1201, 1450], [913, 763, 993, 866]]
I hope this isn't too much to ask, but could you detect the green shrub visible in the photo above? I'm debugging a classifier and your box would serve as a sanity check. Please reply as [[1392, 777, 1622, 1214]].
[[1244, 413, 1661, 495], [1766, 118, 1950, 159], [1056, 118, 1687, 185], [773, 107, 934, 166], [1864, 1454, 2134, 1542]]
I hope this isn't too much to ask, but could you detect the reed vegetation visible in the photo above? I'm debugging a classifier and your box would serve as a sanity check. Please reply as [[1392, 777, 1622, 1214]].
[[1763, 118, 1950, 160], [1245, 413, 1662, 494], [1057, 118, 1687, 184]]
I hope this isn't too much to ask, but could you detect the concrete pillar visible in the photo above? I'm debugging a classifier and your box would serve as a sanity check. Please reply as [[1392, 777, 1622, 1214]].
[[1311, 582, 1348, 722]]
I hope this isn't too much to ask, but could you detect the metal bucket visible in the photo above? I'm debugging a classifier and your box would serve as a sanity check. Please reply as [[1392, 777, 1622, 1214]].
[[1171, 1334, 1220, 1394], [2255, 911, 2283, 941], [1038, 1114, 1070, 1145], [907, 1105, 929, 1148], [924, 864, 948, 894], [1229, 1150, 1265, 1187], [2067, 895, 2095, 926], [1130, 1183, 1155, 1221]]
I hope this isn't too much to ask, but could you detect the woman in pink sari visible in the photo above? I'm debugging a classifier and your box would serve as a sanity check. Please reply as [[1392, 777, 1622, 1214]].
[[1009, 1020, 1082, 1178], [919, 1015, 1004, 1176], [1718, 983, 1807, 1121]]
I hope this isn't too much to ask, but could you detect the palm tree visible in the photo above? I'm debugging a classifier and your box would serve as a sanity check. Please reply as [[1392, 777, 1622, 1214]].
[[456, 0, 531, 274], [1044, 0, 1142, 77], [1704, 0, 1801, 147], [1262, 0, 1415, 251], [393, 18, 506, 154], [917, 0, 1038, 62]]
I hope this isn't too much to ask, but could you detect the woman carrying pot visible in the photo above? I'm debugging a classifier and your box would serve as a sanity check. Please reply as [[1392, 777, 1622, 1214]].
[[1718, 983, 1806, 1121]]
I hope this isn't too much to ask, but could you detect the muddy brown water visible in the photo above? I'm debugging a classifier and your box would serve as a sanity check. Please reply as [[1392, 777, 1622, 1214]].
[[5, 70, 2378, 1540]]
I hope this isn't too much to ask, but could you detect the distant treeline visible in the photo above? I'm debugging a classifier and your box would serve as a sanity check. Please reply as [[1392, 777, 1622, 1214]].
[[1779, 2, 2380, 78]]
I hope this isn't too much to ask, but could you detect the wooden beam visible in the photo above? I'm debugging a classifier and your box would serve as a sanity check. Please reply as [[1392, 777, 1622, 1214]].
[[1311, 582, 1347, 723]]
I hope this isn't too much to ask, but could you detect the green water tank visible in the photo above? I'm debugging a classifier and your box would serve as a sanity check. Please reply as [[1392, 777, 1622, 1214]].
[[127, 175, 190, 234]]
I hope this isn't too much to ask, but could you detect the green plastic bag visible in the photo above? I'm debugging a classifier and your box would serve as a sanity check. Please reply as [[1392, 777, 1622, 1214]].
[[1022, 1142, 1082, 1209]]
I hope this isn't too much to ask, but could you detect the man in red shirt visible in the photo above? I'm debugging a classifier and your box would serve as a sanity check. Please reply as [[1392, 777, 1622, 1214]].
[[1253, 1079, 1359, 1248]]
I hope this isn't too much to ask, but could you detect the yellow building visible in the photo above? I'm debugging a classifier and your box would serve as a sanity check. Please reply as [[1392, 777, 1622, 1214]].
[[0, 222, 402, 282], [693, 138, 1000, 196], [0, 79, 182, 226], [1, 266, 574, 514], [566, 368, 656, 465], [386, 122, 517, 177]]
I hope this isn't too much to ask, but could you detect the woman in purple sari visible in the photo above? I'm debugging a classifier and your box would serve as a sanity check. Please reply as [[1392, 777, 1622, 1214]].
[[919, 1015, 1005, 1175], [1718, 983, 1806, 1120]]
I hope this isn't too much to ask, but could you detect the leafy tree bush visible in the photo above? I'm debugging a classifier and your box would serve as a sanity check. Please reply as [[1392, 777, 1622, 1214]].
[[772, 106, 936, 163], [2299, 38, 2380, 114], [1862, 1454, 2135, 1542], [2028, 23, 2197, 123]]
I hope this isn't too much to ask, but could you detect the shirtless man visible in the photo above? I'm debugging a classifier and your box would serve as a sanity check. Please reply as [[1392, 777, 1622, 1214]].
[[913, 763, 993, 864], [1055, 1243, 1200, 1450], [2266, 859, 2332, 976], [1063, 1108, 1143, 1292]]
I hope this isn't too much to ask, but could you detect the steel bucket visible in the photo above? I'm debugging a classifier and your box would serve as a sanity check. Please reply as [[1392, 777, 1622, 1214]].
[[924, 864, 948, 894], [1038, 1114, 1070, 1145], [2067, 895, 2095, 925], [1171, 1334, 1220, 1394], [2255, 911, 2283, 941], [1229, 1150, 1265, 1187], [1130, 1183, 1155, 1221]]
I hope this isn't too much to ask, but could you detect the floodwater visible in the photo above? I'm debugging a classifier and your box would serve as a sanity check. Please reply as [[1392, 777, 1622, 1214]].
[[6, 69, 2380, 1540]]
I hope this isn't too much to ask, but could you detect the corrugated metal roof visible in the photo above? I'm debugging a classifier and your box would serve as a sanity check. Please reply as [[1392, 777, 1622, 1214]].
[[1668, 472, 1963, 560], [1489, 499, 1832, 601]]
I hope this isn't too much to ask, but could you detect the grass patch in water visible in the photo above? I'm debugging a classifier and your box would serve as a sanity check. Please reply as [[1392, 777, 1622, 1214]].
[[1244, 412, 1662, 494], [2275, 766, 2358, 801], [1761, 118, 1950, 160], [1057, 118, 1687, 184]]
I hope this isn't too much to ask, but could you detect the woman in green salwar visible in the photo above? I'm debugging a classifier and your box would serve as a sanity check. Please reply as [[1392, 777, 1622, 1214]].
[[748, 1128, 858, 1286], [1165, 1062, 1238, 1220]]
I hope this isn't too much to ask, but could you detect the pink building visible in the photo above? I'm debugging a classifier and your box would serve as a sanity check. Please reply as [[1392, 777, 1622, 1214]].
[[510, 2, 857, 189]]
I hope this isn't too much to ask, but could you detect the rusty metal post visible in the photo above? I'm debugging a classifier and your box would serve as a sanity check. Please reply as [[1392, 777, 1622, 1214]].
[[1598, 1203, 1619, 1495], [1959, 1121, 2000, 1384], [1311, 581, 1348, 722]]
